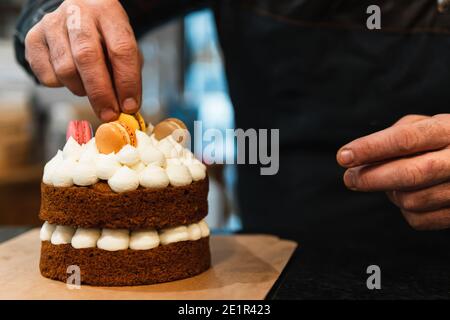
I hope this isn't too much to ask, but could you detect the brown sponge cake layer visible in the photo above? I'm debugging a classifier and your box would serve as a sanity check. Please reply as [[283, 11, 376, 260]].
[[40, 177, 208, 229], [40, 237, 210, 286]]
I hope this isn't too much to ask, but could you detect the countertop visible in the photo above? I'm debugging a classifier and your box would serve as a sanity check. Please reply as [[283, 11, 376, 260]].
[[1, 226, 450, 299]]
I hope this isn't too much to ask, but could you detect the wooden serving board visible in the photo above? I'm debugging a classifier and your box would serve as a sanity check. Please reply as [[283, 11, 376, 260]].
[[0, 229, 297, 300]]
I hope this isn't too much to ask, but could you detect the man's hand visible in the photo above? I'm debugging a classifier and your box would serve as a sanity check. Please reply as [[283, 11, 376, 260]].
[[24, 0, 142, 121], [337, 114, 450, 230]]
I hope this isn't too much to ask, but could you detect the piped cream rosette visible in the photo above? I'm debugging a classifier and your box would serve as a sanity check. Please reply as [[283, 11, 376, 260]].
[[40, 220, 210, 251], [43, 129, 206, 193]]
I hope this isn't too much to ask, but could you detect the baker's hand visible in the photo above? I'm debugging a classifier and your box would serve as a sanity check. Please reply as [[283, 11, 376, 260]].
[[337, 114, 450, 230], [24, 0, 142, 121]]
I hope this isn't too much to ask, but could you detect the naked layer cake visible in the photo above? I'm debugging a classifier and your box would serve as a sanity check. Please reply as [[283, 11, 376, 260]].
[[39, 116, 210, 286]]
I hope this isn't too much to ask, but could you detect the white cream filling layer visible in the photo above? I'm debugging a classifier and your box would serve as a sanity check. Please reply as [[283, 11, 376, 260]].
[[40, 220, 210, 251], [43, 132, 206, 193]]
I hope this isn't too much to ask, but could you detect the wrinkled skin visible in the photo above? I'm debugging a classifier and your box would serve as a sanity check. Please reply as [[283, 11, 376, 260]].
[[24, 0, 143, 121], [338, 114, 450, 230]]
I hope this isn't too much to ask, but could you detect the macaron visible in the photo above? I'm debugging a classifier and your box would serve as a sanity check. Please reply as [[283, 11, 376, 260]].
[[66, 120, 93, 144], [154, 118, 188, 143], [95, 112, 146, 154], [118, 112, 146, 133], [95, 121, 137, 154]]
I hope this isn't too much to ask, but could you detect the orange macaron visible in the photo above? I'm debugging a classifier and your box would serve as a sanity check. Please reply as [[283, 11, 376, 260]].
[[153, 118, 188, 143], [118, 112, 146, 133], [95, 112, 146, 154]]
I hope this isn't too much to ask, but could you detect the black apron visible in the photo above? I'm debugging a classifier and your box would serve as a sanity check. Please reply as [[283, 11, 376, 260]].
[[215, 0, 450, 250]]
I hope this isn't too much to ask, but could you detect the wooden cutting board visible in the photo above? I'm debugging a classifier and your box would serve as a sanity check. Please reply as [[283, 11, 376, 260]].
[[0, 229, 297, 300]]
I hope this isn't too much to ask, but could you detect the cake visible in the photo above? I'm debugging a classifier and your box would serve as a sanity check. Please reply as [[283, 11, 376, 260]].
[[38, 116, 210, 286]]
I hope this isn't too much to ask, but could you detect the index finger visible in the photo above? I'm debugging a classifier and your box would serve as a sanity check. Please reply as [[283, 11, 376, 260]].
[[98, 9, 141, 114], [337, 117, 450, 168], [68, 18, 119, 121]]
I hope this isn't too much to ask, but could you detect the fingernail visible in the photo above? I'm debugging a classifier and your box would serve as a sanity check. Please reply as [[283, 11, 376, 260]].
[[100, 108, 117, 122], [339, 149, 354, 165], [123, 98, 138, 113], [344, 170, 357, 190]]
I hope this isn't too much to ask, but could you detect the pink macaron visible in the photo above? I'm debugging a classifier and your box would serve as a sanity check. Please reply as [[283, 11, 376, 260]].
[[66, 120, 93, 144]]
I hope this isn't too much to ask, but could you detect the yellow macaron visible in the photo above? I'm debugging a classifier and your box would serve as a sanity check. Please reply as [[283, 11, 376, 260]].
[[118, 112, 146, 133], [95, 112, 145, 154]]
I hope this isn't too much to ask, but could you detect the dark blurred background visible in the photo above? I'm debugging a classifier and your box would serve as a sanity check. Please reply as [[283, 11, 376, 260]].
[[0, 0, 240, 232]]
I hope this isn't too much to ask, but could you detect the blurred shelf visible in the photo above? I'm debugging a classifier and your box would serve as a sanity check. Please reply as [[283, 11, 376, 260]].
[[0, 163, 42, 185]]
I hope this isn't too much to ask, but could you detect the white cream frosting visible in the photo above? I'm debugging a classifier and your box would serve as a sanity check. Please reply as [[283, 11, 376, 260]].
[[139, 165, 169, 189], [187, 162, 207, 181], [108, 166, 140, 193], [71, 228, 101, 249], [73, 162, 98, 186], [139, 144, 166, 167], [40, 221, 56, 241], [130, 161, 146, 173], [187, 223, 202, 241], [166, 163, 193, 187], [83, 137, 98, 152], [43, 130, 206, 192], [129, 229, 160, 250], [166, 158, 182, 166], [198, 220, 210, 237], [136, 130, 153, 149], [63, 136, 82, 161], [95, 153, 121, 180], [97, 229, 130, 251], [116, 145, 140, 166], [51, 225, 76, 245], [43, 150, 63, 185], [157, 136, 184, 159], [180, 151, 206, 182], [52, 159, 77, 187], [150, 134, 159, 145], [40, 219, 209, 250], [158, 226, 189, 245]]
